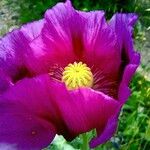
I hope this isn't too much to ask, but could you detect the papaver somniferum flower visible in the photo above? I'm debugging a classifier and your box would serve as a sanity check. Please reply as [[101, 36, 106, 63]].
[[0, 0, 140, 149]]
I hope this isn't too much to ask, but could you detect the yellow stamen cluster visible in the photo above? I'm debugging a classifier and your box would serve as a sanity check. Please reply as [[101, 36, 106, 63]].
[[62, 62, 93, 90]]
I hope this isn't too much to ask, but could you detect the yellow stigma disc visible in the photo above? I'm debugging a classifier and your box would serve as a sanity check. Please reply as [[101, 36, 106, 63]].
[[62, 62, 93, 90]]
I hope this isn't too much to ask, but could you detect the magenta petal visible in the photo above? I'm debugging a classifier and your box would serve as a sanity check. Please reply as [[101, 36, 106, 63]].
[[79, 11, 121, 77], [0, 29, 26, 79], [92, 54, 140, 147], [28, 1, 78, 74], [29, 1, 120, 80], [45, 0, 121, 75], [20, 19, 45, 41], [109, 13, 138, 60], [46, 79, 119, 143], [29, 0, 90, 74], [109, 13, 140, 102], [43, 0, 83, 61], [44, 1, 121, 82], [0, 75, 57, 149], [0, 69, 12, 94], [109, 13, 138, 33], [67, 89, 119, 140], [0, 20, 44, 83], [90, 106, 121, 148], [0, 109, 56, 150], [1, 74, 119, 149], [29, 33, 73, 74], [119, 53, 140, 103], [28, 36, 49, 74]]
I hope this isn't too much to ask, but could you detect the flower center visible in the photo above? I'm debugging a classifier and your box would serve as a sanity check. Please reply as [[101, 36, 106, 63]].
[[62, 62, 93, 90]]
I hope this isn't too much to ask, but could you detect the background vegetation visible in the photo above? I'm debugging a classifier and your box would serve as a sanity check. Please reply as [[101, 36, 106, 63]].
[[1, 0, 150, 149], [7, 0, 150, 27]]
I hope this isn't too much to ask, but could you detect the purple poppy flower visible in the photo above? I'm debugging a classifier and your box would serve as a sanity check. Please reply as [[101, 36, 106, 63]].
[[0, 0, 140, 149]]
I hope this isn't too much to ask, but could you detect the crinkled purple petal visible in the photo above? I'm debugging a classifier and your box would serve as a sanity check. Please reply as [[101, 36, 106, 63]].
[[109, 13, 140, 102], [45, 79, 119, 143], [28, 0, 83, 74], [29, 1, 120, 79], [109, 13, 138, 54], [78, 11, 121, 78], [0, 69, 12, 94], [0, 74, 120, 149], [87, 13, 140, 148], [21, 19, 45, 41], [118, 53, 140, 103], [90, 105, 121, 148], [0, 75, 57, 150], [0, 19, 44, 89]]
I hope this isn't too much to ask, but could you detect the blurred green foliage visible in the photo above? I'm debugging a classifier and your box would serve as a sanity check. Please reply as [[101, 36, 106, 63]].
[[7, 0, 150, 27]]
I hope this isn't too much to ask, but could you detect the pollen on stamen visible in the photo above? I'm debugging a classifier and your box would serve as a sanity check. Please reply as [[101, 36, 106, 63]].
[[62, 62, 94, 90], [48, 64, 63, 81]]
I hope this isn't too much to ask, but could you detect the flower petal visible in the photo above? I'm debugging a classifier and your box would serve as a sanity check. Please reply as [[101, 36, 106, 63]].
[[0, 69, 12, 94], [109, 13, 138, 61], [78, 11, 121, 78], [44, 0, 83, 62], [109, 13, 140, 102], [90, 106, 121, 148], [21, 19, 45, 41], [0, 71, 120, 149], [46, 79, 120, 144], [0, 75, 57, 149], [27, 3, 122, 104], [76, 11, 122, 98], [29, 1, 121, 99], [118, 53, 140, 103], [0, 19, 44, 84], [29, 0, 84, 74]]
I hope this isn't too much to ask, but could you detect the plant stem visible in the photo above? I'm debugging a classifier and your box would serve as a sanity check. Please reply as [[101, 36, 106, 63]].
[[81, 133, 89, 150]]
